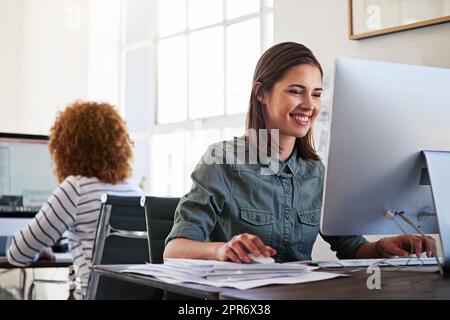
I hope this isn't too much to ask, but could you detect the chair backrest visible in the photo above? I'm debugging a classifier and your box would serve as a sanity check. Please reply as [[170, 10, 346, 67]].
[[92, 194, 149, 265], [142, 196, 228, 300], [143, 196, 180, 264], [143, 196, 227, 264], [86, 194, 161, 300]]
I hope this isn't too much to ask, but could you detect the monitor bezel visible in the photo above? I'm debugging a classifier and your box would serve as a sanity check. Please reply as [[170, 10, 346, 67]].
[[0, 132, 48, 141], [0, 132, 50, 218]]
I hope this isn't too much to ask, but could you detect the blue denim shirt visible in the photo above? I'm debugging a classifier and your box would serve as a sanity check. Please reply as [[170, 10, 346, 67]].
[[166, 137, 367, 262]]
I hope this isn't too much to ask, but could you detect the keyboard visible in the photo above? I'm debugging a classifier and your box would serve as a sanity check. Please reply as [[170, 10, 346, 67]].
[[314, 257, 441, 268]]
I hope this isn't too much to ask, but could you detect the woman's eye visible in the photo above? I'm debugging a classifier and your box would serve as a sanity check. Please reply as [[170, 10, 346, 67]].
[[313, 94, 322, 98], [289, 90, 303, 95]]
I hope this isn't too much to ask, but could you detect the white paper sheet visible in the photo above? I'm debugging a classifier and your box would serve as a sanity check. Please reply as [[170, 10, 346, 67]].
[[121, 263, 345, 290], [164, 258, 309, 271], [196, 271, 346, 290]]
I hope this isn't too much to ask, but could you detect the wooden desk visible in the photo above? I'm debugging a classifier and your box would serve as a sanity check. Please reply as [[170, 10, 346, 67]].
[[94, 265, 224, 300], [0, 255, 72, 269], [94, 265, 450, 300], [220, 268, 450, 300]]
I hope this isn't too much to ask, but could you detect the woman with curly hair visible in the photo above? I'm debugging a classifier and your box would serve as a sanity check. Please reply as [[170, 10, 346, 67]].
[[7, 101, 142, 297]]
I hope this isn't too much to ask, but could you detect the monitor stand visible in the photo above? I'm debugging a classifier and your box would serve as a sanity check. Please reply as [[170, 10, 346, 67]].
[[423, 150, 450, 275]]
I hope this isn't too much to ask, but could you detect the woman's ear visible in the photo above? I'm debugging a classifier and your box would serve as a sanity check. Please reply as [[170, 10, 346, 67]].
[[253, 82, 267, 104]]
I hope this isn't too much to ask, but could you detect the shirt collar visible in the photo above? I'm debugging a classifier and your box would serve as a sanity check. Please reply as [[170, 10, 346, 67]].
[[282, 147, 301, 176], [260, 147, 301, 177]]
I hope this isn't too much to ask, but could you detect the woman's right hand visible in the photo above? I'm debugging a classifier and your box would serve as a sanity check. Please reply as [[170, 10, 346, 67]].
[[215, 233, 277, 263]]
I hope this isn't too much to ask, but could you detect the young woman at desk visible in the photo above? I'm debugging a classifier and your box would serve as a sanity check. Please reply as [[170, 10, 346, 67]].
[[164, 42, 435, 264], [7, 101, 141, 297]]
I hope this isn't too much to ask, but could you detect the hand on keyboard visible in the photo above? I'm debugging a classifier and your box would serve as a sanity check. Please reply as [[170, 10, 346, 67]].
[[318, 257, 440, 268], [373, 235, 436, 258]]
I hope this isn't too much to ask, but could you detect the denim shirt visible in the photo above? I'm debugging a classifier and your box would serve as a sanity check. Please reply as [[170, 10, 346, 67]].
[[166, 137, 367, 262]]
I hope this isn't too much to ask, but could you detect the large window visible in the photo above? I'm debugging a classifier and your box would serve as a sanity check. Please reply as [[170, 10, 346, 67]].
[[122, 0, 273, 196]]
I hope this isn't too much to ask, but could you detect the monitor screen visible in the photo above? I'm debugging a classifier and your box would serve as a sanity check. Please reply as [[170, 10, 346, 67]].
[[321, 58, 450, 236], [0, 133, 58, 235]]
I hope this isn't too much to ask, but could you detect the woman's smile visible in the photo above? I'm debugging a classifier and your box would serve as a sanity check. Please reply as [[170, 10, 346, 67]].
[[290, 113, 311, 126]]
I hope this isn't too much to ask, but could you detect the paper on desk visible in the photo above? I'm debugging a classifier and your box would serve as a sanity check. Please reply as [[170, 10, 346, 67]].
[[126, 263, 309, 277], [121, 263, 345, 290], [125, 264, 209, 279], [207, 272, 312, 282], [163, 258, 309, 271], [124, 263, 313, 282], [197, 271, 346, 290]]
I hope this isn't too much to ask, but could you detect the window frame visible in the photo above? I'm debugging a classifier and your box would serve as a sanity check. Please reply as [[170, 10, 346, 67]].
[[119, 0, 273, 194], [153, 0, 273, 133]]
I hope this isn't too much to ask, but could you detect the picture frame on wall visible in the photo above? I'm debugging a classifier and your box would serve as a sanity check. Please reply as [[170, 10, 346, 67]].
[[348, 0, 450, 40]]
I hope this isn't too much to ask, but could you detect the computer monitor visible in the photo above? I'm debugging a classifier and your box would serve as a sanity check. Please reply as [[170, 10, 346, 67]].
[[0, 133, 58, 237], [321, 58, 450, 243]]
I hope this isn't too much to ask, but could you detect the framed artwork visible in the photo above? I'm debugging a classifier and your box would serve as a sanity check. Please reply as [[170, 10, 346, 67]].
[[348, 0, 450, 40]]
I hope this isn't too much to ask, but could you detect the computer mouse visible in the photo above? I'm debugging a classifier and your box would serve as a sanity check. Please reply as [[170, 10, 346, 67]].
[[248, 253, 275, 264]]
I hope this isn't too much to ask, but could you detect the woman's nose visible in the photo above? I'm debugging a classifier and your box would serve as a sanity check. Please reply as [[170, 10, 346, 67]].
[[301, 96, 315, 110]]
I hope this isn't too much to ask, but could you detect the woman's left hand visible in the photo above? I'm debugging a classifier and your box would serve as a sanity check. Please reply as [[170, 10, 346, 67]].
[[376, 235, 436, 258], [38, 247, 56, 261]]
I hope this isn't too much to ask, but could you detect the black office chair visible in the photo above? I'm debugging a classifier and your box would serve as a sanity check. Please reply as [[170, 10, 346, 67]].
[[142, 196, 226, 300], [143, 196, 193, 300], [143, 196, 180, 265], [86, 194, 162, 300]]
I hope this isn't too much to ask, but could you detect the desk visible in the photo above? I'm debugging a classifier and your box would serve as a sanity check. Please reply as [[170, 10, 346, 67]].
[[0, 254, 72, 299], [94, 265, 450, 300], [0, 254, 72, 269]]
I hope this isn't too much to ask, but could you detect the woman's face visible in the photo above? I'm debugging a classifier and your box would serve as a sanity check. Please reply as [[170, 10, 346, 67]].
[[262, 64, 322, 139]]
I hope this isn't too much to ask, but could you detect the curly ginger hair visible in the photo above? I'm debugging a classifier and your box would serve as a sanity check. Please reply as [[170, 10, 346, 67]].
[[49, 101, 133, 184]]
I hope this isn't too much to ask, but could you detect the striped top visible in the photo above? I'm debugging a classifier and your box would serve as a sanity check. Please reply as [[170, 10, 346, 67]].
[[7, 175, 142, 297]]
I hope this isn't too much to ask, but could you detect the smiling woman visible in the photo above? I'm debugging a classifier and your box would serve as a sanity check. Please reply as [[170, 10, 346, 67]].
[[163, 42, 435, 265]]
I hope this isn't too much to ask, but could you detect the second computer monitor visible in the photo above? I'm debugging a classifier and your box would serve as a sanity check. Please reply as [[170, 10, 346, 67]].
[[0, 132, 58, 236], [321, 58, 450, 236]]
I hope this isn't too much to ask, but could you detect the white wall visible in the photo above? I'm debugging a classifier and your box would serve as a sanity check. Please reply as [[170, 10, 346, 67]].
[[0, 0, 121, 135], [87, 0, 121, 105], [18, 0, 89, 134], [0, 0, 21, 132], [274, 0, 450, 260]]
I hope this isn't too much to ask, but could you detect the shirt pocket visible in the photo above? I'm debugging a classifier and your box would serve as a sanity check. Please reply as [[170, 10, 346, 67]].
[[239, 207, 274, 244], [297, 209, 321, 226], [296, 208, 321, 256]]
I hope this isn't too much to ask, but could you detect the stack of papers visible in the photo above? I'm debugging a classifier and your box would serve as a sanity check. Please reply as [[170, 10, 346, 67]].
[[120, 258, 346, 290], [166, 258, 311, 281]]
